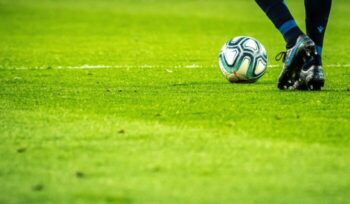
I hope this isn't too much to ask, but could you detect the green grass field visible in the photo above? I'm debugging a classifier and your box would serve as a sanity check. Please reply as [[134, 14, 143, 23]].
[[1, 0, 350, 203]]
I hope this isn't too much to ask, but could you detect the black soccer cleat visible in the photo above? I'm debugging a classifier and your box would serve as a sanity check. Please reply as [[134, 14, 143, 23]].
[[294, 54, 325, 91], [276, 35, 317, 90]]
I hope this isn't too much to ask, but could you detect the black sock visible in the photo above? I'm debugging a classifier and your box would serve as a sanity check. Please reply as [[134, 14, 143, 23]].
[[255, 0, 303, 48], [305, 0, 332, 63]]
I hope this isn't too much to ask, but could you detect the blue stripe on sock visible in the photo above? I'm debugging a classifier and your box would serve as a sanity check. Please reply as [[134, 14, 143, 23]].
[[316, 46, 322, 56], [279, 20, 297, 35]]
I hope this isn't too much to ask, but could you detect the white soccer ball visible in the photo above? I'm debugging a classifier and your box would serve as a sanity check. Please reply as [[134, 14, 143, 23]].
[[219, 36, 268, 83]]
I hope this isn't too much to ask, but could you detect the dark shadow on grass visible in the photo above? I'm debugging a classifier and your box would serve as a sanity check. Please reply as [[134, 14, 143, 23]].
[[171, 80, 275, 86]]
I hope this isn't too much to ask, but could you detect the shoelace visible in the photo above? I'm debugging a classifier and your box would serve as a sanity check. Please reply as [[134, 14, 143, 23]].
[[275, 51, 287, 62]]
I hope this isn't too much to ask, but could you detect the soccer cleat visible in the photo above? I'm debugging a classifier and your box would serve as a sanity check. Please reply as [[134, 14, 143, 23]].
[[276, 35, 317, 90], [294, 54, 325, 90]]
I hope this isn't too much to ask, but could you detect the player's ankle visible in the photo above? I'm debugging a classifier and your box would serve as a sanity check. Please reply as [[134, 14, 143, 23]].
[[285, 29, 304, 49]]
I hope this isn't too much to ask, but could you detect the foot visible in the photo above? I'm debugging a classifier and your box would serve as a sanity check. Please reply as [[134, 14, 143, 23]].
[[293, 54, 325, 91], [276, 35, 317, 90]]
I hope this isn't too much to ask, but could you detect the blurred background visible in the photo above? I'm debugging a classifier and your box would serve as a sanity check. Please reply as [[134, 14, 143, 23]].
[[0, 0, 349, 69]]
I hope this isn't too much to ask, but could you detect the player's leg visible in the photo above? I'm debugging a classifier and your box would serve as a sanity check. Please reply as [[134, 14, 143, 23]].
[[305, 0, 332, 61], [255, 0, 317, 90], [255, 0, 303, 49], [295, 0, 332, 90]]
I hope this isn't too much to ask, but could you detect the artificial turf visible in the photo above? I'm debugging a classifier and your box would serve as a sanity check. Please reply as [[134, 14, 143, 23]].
[[0, 0, 350, 203]]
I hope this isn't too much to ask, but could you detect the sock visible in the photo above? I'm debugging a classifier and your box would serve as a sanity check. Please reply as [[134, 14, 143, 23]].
[[305, 0, 332, 64], [255, 0, 303, 48]]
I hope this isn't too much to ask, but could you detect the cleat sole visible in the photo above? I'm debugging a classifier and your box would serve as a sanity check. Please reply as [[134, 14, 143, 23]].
[[307, 79, 324, 91]]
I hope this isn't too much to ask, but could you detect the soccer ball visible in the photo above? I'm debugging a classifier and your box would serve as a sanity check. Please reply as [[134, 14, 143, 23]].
[[219, 36, 268, 83]]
